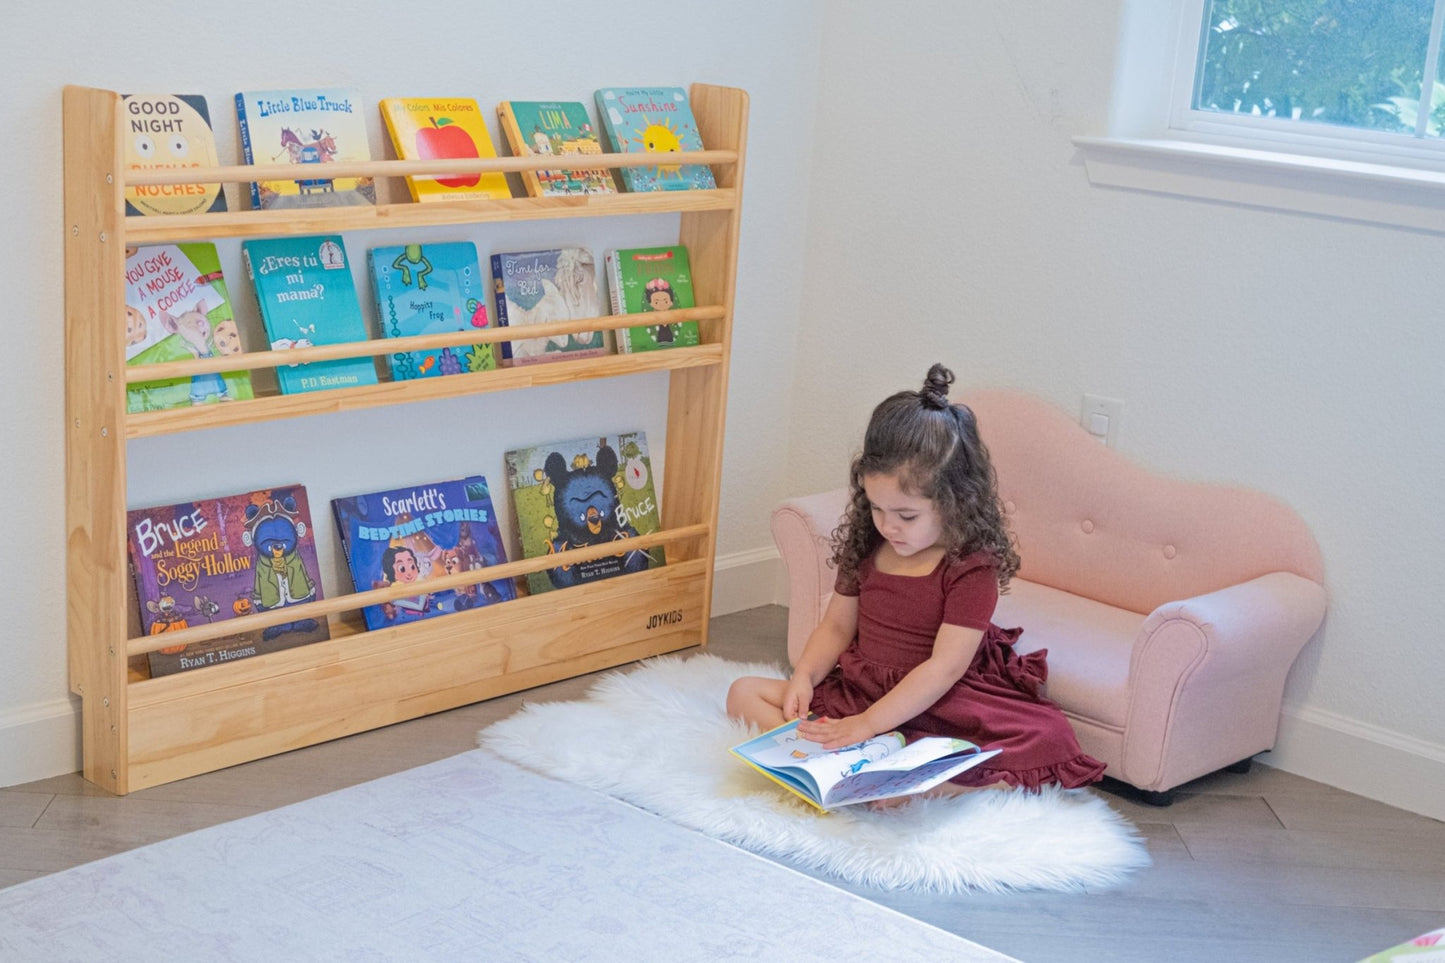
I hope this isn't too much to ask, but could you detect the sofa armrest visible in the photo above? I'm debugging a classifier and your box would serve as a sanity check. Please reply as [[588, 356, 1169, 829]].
[[1122, 571, 1327, 790], [771, 489, 848, 665]]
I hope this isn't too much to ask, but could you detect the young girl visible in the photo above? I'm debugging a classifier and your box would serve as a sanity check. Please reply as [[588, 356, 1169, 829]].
[[728, 364, 1105, 794]]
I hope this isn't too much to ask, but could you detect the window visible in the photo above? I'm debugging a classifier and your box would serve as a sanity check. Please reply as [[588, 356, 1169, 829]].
[[1076, 0, 1445, 232]]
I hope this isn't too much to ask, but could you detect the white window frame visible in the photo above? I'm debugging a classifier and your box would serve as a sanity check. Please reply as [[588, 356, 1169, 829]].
[[1076, 0, 1445, 234]]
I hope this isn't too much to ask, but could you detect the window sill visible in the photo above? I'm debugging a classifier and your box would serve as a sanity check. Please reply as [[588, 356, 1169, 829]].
[[1073, 136, 1445, 235]]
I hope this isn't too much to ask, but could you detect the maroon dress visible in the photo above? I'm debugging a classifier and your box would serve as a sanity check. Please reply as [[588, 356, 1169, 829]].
[[810, 551, 1105, 790]]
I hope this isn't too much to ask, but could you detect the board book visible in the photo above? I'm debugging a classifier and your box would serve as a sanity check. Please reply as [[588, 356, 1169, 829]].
[[731, 719, 1001, 811], [604, 245, 701, 353], [378, 97, 511, 202], [123, 242, 253, 413], [331, 475, 516, 631], [121, 93, 227, 216], [235, 88, 375, 210], [242, 234, 379, 394], [504, 431, 664, 595], [127, 484, 330, 677], [368, 241, 498, 380], [594, 87, 717, 192], [489, 247, 610, 365], [496, 100, 615, 197]]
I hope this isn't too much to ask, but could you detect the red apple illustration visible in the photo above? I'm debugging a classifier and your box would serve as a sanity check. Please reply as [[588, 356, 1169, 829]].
[[414, 117, 480, 188]]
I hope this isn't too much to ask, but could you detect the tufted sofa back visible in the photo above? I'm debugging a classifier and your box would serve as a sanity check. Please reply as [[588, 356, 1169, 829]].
[[963, 390, 1324, 615]]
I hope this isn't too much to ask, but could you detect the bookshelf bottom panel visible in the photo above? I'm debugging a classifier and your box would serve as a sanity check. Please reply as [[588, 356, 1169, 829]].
[[119, 560, 710, 792]]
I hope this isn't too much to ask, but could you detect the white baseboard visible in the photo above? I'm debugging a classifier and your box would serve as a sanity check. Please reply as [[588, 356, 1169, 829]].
[[1259, 703, 1445, 822], [0, 696, 80, 789], [710, 546, 786, 616]]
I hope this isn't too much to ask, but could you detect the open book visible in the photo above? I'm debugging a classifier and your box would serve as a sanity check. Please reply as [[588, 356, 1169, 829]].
[[730, 719, 1001, 812]]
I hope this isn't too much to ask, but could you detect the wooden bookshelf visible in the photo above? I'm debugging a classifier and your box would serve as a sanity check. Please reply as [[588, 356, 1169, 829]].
[[62, 83, 748, 793]]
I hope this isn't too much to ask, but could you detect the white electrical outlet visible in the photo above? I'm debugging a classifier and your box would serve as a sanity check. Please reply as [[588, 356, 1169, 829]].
[[1081, 394, 1123, 448]]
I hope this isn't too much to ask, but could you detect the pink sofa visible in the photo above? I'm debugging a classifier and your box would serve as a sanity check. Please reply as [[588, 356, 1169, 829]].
[[771, 389, 1327, 804]]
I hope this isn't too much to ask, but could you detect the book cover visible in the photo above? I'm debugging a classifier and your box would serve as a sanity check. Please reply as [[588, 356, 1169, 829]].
[[504, 432, 665, 595], [496, 101, 615, 198], [604, 245, 701, 353], [242, 235, 379, 394], [378, 97, 511, 202], [368, 241, 498, 380], [121, 93, 227, 216], [593, 87, 717, 192], [124, 242, 253, 413], [234, 88, 375, 210], [127, 484, 330, 677], [489, 247, 610, 365], [331, 475, 516, 631], [730, 719, 1002, 812]]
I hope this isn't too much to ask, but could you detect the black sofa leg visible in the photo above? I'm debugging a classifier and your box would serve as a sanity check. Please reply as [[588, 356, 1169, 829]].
[[1225, 758, 1253, 774], [1137, 788, 1174, 807]]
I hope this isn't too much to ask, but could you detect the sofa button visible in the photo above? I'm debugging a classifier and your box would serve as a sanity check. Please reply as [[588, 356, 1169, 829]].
[[1080, 519, 1094, 534], [1003, 500, 1015, 514], [1163, 544, 1177, 559]]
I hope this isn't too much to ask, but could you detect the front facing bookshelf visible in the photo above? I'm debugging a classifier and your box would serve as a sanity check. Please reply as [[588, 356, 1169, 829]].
[[63, 83, 747, 793]]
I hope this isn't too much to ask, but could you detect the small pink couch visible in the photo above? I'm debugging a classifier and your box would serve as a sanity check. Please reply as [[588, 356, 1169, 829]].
[[771, 389, 1327, 803]]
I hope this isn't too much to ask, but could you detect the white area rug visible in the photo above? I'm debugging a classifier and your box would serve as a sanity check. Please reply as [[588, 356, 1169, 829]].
[[0, 752, 1011, 961], [481, 654, 1151, 894]]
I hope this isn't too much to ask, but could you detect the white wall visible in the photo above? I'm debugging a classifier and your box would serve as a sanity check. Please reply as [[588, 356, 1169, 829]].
[[791, 2, 1445, 817], [0, 0, 821, 784]]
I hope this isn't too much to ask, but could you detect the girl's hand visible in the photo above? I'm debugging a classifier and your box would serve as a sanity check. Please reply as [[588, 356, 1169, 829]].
[[780, 677, 814, 721], [797, 713, 876, 750]]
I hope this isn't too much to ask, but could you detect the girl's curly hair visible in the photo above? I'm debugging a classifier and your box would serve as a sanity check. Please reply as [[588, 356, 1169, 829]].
[[832, 363, 1020, 592]]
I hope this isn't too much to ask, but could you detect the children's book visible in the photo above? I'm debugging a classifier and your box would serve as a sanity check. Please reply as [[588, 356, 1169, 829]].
[[242, 234, 379, 394], [127, 484, 330, 677], [489, 247, 610, 365], [331, 475, 516, 631], [730, 719, 1002, 812], [235, 88, 375, 210], [496, 101, 616, 198], [123, 242, 253, 413], [378, 97, 511, 202], [367, 241, 498, 380], [121, 93, 227, 216], [593, 87, 717, 192], [504, 431, 664, 595], [604, 245, 701, 353]]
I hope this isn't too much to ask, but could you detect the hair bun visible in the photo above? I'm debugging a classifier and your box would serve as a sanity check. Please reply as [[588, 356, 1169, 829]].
[[920, 363, 955, 410]]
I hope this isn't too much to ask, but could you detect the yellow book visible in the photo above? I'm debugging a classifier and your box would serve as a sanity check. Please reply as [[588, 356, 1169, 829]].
[[378, 97, 511, 202]]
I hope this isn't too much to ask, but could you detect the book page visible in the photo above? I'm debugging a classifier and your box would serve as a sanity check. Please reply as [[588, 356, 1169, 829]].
[[825, 748, 1002, 808], [732, 721, 905, 799]]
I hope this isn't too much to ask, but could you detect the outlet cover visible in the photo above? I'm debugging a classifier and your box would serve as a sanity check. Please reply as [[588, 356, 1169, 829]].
[[1081, 394, 1123, 448]]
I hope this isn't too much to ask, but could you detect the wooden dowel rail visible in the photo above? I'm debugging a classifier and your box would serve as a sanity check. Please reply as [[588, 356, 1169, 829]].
[[125, 523, 709, 657]]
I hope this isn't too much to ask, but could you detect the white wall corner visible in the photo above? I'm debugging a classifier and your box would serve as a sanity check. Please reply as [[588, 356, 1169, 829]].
[[711, 546, 787, 617], [1258, 703, 1445, 822], [0, 697, 80, 789]]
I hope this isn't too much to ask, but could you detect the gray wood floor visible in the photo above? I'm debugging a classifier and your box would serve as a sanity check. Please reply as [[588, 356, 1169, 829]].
[[2, 605, 1440, 962]]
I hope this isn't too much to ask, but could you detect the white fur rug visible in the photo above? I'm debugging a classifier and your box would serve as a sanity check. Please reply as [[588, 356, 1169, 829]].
[[480, 654, 1151, 894]]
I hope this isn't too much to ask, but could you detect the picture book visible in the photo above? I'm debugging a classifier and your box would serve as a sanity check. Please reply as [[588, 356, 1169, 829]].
[[593, 87, 717, 192], [504, 431, 665, 595], [730, 719, 1002, 812], [235, 88, 375, 210], [604, 245, 701, 353], [331, 475, 516, 631], [368, 241, 498, 380], [241, 234, 379, 394], [127, 484, 330, 677], [123, 242, 253, 413], [489, 247, 610, 365], [496, 101, 615, 198], [121, 93, 227, 216], [378, 97, 511, 202]]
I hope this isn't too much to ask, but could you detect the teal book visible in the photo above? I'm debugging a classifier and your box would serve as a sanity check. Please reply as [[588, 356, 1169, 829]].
[[593, 87, 717, 192], [604, 245, 701, 353], [241, 235, 379, 394], [367, 241, 498, 381]]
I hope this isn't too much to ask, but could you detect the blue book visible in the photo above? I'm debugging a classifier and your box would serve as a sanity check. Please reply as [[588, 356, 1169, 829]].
[[331, 475, 516, 631], [242, 235, 379, 394], [593, 87, 717, 192], [367, 241, 498, 381]]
